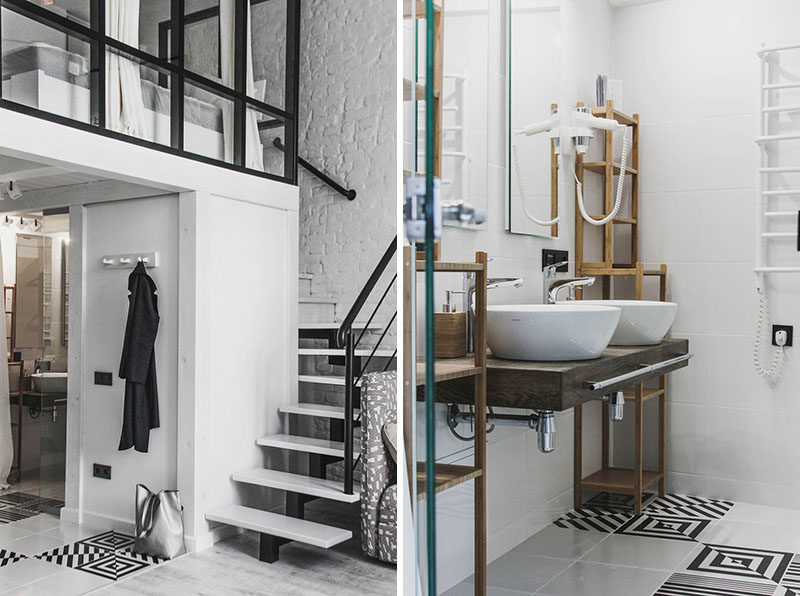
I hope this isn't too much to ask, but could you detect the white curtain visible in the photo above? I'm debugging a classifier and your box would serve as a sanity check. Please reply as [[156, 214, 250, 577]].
[[219, 0, 265, 170], [106, 0, 151, 141], [0, 245, 11, 490]]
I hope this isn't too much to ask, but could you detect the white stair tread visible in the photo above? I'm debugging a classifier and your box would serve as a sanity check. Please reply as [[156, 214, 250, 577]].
[[299, 375, 362, 387], [257, 434, 345, 457], [298, 348, 396, 357], [298, 322, 380, 330], [299, 296, 336, 304], [205, 505, 351, 549], [232, 468, 360, 503], [299, 273, 313, 280], [279, 403, 359, 419]]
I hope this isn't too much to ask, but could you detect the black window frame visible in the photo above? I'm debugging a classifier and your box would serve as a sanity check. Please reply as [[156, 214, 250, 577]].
[[0, 0, 300, 185]]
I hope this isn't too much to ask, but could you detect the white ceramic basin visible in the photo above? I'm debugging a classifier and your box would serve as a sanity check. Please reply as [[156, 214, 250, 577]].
[[487, 304, 621, 361], [562, 300, 678, 346], [31, 372, 68, 393]]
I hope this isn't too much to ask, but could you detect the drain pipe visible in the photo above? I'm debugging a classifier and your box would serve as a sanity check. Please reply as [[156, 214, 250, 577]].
[[600, 391, 625, 422], [447, 405, 556, 453]]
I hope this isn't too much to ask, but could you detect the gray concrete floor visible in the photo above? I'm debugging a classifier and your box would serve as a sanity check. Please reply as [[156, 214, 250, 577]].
[[95, 500, 397, 596]]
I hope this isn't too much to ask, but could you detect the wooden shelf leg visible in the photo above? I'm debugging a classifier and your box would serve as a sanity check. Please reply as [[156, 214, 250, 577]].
[[634, 386, 643, 514], [601, 401, 609, 470], [574, 404, 583, 510], [658, 375, 667, 497]]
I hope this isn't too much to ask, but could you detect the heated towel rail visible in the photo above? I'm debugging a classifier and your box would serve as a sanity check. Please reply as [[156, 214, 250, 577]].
[[755, 42, 800, 275]]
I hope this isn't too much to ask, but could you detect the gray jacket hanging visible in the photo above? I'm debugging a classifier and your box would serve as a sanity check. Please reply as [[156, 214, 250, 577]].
[[118, 261, 160, 453]]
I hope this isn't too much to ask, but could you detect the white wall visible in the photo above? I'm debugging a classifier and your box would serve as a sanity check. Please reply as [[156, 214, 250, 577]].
[[298, 0, 397, 313], [416, 1, 615, 591], [611, 0, 800, 508], [78, 195, 180, 529], [181, 192, 297, 549]]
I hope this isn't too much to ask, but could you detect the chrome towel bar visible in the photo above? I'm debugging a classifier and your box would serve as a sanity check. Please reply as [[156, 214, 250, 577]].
[[583, 353, 692, 392]]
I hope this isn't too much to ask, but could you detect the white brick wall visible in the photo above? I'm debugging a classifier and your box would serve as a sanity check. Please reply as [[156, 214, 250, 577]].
[[298, 0, 396, 317]]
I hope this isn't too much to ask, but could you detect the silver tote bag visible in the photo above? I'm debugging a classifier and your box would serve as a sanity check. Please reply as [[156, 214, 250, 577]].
[[134, 484, 186, 560]]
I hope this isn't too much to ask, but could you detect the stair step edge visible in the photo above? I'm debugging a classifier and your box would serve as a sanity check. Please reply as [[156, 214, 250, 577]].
[[205, 505, 351, 548], [232, 468, 360, 503]]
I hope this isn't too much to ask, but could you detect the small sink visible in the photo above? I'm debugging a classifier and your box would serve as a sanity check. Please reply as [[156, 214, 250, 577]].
[[562, 300, 678, 346], [31, 372, 68, 394], [487, 304, 621, 361]]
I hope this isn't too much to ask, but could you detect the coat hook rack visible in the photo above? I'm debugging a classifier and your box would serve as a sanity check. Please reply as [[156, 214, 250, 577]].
[[101, 252, 159, 269]]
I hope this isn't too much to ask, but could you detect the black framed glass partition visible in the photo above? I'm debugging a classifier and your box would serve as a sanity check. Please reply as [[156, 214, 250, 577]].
[[0, 0, 300, 185]]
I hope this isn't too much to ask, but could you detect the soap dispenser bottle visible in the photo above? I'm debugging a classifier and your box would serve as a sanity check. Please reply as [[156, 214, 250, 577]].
[[435, 290, 467, 358]]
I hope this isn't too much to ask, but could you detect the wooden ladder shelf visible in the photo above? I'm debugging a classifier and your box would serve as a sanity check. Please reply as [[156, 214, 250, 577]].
[[572, 101, 669, 515]]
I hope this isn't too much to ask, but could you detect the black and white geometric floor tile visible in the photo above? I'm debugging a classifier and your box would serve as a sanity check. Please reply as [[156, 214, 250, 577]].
[[32, 531, 167, 581], [35, 543, 109, 568], [0, 549, 26, 567], [553, 507, 632, 533], [77, 531, 135, 552], [583, 491, 656, 512], [0, 492, 40, 507], [781, 555, 800, 592], [75, 551, 161, 581], [0, 492, 65, 518], [647, 494, 734, 520], [0, 507, 38, 523], [614, 512, 712, 542], [685, 544, 793, 583], [654, 572, 777, 596]]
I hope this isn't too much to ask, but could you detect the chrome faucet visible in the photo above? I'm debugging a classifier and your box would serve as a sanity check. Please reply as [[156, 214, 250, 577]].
[[463, 276, 525, 353], [542, 261, 569, 304], [547, 277, 595, 304]]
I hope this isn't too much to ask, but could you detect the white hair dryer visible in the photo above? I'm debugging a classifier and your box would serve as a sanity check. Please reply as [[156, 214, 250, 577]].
[[513, 105, 631, 227]]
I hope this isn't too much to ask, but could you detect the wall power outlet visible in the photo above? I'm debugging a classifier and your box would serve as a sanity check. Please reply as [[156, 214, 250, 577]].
[[93, 463, 111, 480]]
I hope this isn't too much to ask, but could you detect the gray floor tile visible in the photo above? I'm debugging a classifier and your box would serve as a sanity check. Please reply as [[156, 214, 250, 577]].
[[579, 533, 698, 571], [512, 525, 607, 560], [463, 553, 572, 594], [537, 561, 669, 596]]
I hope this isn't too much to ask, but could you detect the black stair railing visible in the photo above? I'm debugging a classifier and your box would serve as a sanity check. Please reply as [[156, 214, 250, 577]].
[[337, 236, 398, 495]]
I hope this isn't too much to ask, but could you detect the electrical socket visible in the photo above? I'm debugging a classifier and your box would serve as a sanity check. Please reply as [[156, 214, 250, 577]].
[[772, 325, 793, 347], [94, 372, 112, 386], [542, 249, 569, 272], [93, 464, 111, 480]]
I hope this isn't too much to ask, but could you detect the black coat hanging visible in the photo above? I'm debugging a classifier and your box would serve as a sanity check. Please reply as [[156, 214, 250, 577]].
[[118, 261, 160, 452]]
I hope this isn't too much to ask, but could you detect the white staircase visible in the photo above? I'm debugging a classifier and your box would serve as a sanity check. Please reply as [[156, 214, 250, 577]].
[[204, 272, 394, 563]]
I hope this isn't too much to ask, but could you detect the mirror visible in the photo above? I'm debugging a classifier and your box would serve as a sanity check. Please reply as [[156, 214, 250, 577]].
[[406, 0, 489, 233], [506, 0, 561, 238]]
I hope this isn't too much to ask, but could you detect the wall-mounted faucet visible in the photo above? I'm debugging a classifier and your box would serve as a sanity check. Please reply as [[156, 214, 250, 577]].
[[542, 261, 568, 303], [547, 277, 595, 304], [463, 275, 525, 353]]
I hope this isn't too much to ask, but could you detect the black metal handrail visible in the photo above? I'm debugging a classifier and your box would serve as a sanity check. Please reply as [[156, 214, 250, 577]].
[[336, 237, 397, 348], [339, 236, 397, 495], [273, 138, 357, 201]]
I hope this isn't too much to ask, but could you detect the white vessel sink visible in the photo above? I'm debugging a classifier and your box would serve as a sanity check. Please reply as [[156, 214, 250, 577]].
[[563, 300, 678, 346], [487, 304, 621, 361], [31, 372, 68, 393]]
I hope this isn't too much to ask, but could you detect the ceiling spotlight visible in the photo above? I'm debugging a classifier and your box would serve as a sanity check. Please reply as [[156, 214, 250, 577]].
[[3, 182, 22, 201]]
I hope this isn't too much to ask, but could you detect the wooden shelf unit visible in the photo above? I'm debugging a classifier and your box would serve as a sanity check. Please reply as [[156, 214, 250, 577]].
[[405, 0, 444, 262], [575, 100, 642, 282], [403, 246, 488, 595], [573, 102, 671, 515], [416, 462, 483, 500]]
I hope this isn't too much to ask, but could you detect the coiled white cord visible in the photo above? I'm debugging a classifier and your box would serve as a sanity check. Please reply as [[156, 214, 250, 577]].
[[574, 127, 631, 226], [512, 141, 560, 227], [753, 286, 784, 377]]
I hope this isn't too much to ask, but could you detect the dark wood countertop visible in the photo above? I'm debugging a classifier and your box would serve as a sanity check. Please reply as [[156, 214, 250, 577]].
[[429, 338, 689, 411]]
